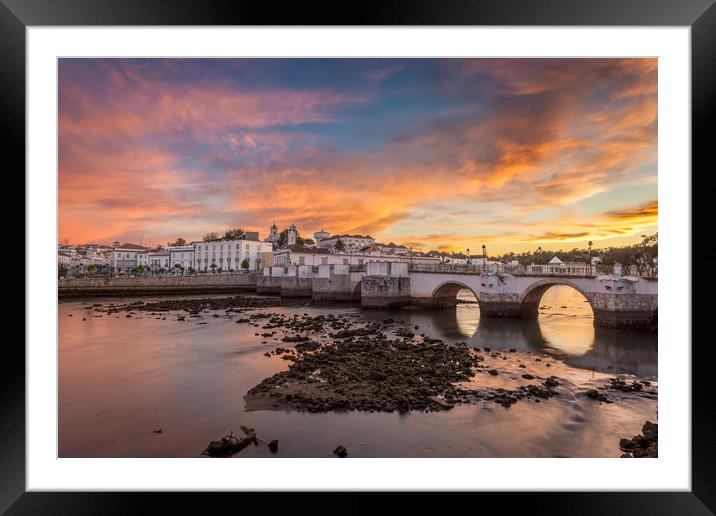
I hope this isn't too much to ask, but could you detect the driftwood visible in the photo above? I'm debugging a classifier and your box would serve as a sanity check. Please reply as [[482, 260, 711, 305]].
[[202, 426, 257, 457]]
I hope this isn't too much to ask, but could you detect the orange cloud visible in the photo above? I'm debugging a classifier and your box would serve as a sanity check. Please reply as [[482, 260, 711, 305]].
[[58, 59, 658, 251]]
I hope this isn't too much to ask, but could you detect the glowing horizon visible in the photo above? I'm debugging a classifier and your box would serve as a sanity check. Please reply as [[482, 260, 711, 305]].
[[58, 58, 657, 254]]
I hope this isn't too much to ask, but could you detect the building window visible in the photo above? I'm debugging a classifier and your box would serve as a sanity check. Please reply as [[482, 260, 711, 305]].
[[322, 257, 328, 265], [299, 257, 305, 265]]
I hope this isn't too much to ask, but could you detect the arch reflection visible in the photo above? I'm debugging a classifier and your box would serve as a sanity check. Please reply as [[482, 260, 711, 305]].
[[418, 286, 657, 377]]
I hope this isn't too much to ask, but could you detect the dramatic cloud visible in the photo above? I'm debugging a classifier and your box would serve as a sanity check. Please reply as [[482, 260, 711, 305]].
[[58, 58, 657, 252]]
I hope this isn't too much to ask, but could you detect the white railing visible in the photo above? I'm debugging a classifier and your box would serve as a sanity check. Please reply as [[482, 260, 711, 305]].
[[408, 263, 657, 278]]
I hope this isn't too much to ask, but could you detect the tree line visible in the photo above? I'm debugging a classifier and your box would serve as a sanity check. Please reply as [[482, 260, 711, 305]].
[[496, 233, 658, 266]]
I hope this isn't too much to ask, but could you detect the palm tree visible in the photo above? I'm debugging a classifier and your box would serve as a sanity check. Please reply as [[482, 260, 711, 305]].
[[334, 239, 346, 252]]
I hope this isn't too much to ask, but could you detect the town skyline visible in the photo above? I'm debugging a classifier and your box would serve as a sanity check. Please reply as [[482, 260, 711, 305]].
[[59, 58, 657, 254]]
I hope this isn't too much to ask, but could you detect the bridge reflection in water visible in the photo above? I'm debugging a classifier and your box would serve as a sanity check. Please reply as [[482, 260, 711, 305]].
[[415, 285, 657, 378]]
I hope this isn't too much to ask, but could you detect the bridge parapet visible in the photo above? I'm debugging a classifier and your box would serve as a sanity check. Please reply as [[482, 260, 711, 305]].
[[408, 262, 657, 278], [408, 266, 657, 331]]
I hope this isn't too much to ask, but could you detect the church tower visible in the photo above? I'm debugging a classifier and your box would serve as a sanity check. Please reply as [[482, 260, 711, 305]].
[[269, 222, 279, 243], [287, 224, 297, 246]]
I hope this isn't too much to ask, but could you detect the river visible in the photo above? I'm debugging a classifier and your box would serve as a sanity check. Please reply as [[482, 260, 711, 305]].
[[58, 285, 657, 458]]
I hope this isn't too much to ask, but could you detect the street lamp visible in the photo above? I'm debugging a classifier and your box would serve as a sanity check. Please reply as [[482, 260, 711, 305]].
[[466, 247, 470, 266], [588, 240, 593, 274]]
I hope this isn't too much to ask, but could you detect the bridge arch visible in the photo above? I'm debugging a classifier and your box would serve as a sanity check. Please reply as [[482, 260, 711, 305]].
[[431, 280, 480, 308], [518, 278, 594, 319]]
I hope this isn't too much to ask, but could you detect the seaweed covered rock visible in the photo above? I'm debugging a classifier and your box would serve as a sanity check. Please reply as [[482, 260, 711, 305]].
[[619, 421, 658, 458], [247, 336, 479, 413]]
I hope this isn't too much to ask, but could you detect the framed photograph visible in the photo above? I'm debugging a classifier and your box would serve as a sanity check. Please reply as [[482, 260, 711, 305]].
[[8, 0, 709, 512]]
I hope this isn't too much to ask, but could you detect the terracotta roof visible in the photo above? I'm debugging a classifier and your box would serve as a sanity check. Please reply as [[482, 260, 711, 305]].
[[318, 234, 373, 241], [115, 243, 149, 250], [281, 244, 333, 254]]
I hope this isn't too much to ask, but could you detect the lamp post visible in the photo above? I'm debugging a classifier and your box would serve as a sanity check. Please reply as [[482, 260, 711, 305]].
[[588, 240, 593, 275], [466, 247, 470, 267]]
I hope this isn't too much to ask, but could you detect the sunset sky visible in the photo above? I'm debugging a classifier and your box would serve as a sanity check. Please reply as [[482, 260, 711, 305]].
[[58, 58, 657, 254]]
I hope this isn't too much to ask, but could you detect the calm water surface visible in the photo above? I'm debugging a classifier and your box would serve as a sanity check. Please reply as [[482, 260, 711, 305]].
[[59, 286, 657, 458]]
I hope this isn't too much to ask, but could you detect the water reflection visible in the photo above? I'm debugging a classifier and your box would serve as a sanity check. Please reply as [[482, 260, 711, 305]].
[[58, 291, 658, 458], [423, 286, 657, 378]]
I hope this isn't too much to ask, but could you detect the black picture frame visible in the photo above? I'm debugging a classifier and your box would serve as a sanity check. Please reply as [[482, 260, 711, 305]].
[[5, 0, 709, 513]]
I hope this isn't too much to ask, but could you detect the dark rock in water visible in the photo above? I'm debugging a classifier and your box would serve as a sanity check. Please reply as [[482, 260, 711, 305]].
[[282, 335, 310, 342], [333, 445, 348, 458], [483, 347, 491, 352], [607, 377, 646, 393], [544, 377, 559, 388], [619, 438, 634, 449], [586, 389, 611, 403], [509, 348, 517, 352], [521, 374, 535, 380], [203, 428, 257, 457], [247, 334, 477, 413], [619, 421, 658, 458], [488, 369, 498, 376], [268, 440, 279, 453], [295, 341, 321, 353], [263, 352, 271, 357], [395, 328, 415, 338], [428, 396, 454, 410]]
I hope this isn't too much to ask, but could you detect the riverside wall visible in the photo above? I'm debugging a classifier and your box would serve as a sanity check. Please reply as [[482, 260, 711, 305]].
[[58, 273, 259, 298]]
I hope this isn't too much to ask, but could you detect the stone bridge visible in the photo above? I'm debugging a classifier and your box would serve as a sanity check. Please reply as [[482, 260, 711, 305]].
[[407, 269, 657, 330], [258, 261, 658, 331]]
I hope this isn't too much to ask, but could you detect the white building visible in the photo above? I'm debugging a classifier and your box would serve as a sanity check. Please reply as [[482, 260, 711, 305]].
[[273, 244, 440, 267], [58, 251, 72, 267], [316, 234, 375, 252], [528, 256, 589, 275], [148, 249, 171, 269], [111, 243, 149, 272], [374, 242, 410, 256], [193, 236, 273, 272], [168, 245, 195, 271], [314, 229, 330, 242]]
